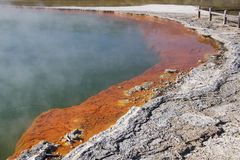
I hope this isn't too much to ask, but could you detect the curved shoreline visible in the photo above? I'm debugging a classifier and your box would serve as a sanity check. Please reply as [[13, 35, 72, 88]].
[[61, 6, 240, 160], [10, 5, 225, 159]]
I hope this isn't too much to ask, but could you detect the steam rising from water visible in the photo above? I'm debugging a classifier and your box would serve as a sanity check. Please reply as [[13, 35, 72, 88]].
[[0, 8, 158, 158]]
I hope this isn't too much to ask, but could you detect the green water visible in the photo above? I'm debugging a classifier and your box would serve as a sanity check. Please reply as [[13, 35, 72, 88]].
[[0, 8, 160, 159], [2, 0, 240, 10]]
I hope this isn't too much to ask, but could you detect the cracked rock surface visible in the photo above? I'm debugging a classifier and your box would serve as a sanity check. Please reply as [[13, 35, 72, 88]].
[[61, 13, 240, 160]]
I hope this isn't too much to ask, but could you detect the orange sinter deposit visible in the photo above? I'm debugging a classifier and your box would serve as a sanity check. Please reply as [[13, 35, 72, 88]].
[[10, 12, 219, 159]]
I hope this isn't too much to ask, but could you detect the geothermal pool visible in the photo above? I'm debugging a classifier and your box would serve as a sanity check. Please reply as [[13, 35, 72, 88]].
[[0, 8, 218, 159], [0, 8, 160, 158]]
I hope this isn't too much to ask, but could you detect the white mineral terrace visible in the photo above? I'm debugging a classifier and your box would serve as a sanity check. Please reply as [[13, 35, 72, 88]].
[[36, 4, 209, 15]]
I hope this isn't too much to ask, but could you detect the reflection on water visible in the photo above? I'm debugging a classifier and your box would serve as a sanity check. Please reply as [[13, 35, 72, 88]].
[[3, 0, 240, 10], [0, 8, 159, 159]]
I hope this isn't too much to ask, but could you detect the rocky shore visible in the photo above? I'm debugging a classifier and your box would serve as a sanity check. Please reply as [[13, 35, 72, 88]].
[[16, 5, 240, 160]]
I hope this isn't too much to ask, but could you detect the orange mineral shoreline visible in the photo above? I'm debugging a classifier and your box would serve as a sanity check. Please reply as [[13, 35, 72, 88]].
[[10, 11, 219, 159]]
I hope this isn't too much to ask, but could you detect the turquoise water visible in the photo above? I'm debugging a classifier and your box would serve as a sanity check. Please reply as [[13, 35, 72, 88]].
[[0, 8, 159, 159]]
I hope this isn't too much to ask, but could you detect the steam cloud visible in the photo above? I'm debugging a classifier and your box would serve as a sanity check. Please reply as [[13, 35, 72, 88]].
[[0, 7, 157, 159]]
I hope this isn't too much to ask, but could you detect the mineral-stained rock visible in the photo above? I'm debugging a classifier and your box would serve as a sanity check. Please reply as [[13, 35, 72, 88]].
[[150, 88, 163, 99], [127, 82, 153, 96], [164, 68, 178, 73], [62, 129, 83, 145], [16, 141, 59, 160]]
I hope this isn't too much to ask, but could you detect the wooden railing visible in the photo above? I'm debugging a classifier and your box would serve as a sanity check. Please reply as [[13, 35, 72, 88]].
[[197, 6, 240, 28]]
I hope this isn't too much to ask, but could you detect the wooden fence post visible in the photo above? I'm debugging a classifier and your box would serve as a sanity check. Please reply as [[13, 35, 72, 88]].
[[238, 12, 240, 28], [209, 8, 212, 21], [198, 6, 201, 19], [223, 10, 227, 24]]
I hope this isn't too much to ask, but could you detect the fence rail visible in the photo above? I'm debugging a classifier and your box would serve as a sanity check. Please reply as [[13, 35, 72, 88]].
[[197, 6, 240, 28]]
